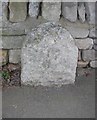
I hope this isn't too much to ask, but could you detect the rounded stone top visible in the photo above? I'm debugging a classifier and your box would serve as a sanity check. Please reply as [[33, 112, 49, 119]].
[[24, 22, 76, 47]]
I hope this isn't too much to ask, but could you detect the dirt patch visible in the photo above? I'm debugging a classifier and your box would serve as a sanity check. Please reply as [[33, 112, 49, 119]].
[[0, 64, 21, 87]]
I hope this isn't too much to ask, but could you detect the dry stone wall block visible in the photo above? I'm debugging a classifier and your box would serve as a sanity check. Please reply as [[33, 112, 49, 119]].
[[85, 2, 95, 24], [0, 50, 8, 66], [65, 26, 89, 38], [89, 27, 97, 38], [62, 2, 77, 22], [21, 22, 78, 86], [0, 2, 2, 17], [94, 39, 97, 44], [2, 2, 8, 22], [78, 2, 85, 23], [42, 2, 61, 21], [9, 2, 27, 22], [93, 44, 97, 51], [82, 49, 97, 61], [1, 36, 25, 49], [0, 2, 2, 27], [29, 1, 40, 18], [75, 38, 93, 50], [1, 28, 25, 36], [0, 1, 8, 28], [0, 36, 2, 49], [77, 61, 89, 68], [90, 60, 97, 68], [9, 49, 21, 64], [78, 50, 82, 60]]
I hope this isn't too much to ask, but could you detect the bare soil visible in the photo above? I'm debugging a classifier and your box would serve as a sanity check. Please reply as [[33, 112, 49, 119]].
[[1, 64, 21, 87]]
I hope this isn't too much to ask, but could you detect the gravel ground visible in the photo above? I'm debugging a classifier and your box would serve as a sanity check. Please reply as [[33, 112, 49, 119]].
[[2, 68, 95, 118]]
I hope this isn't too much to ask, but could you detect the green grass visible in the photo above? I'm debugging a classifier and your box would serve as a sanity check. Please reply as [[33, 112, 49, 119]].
[[0, 71, 10, 80]]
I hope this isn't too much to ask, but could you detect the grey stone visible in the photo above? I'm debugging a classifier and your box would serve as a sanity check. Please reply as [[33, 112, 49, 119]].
[[62, 2, 77, 22], [1, 36, 25, 49], [82, 49, 97, 61], [9, 2, 27, 22], [78, 2, 85, 23], [75, 38, 93, 49], [9, 49, 21, 63], [0, 27, 25, 36], [29, 1, 40, 18], [85, 2, 95, 24], [90, 60, 97, 68], [65, 26, 89, 38], [42, 2, 61, 21], [21, 22, 78, 86], [89, 27, 97, 38]]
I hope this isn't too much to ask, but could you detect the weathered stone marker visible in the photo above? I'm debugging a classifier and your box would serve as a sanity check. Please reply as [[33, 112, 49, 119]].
[[21, 22, 78, 86]]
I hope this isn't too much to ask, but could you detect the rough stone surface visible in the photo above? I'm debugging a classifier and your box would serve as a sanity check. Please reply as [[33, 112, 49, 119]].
[[75, 38, 93, 50], [78, 2, 85, 23], [9, 49, 21, 64], [21, 22, 78, 86], [65, 26, 89, 38], [89, 27, 97, 38], [77, 61, 89, 68], [82, 49, 97, 61], [29, 2, 40, 18], [62, 2, 77, 22], [90, 60, 97, 68], [0, 50, 8, 66], [1, 36, 25, 49], [85, 2, 95, 24], [9, 2, 27, 22], [42, 2, 61, 21]]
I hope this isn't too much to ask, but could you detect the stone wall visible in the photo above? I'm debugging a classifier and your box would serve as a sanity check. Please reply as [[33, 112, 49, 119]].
[[0, 1, 97, 68]]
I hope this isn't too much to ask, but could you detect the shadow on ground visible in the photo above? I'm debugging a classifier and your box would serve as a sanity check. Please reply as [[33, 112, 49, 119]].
[[2, 68, 95, 118]]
